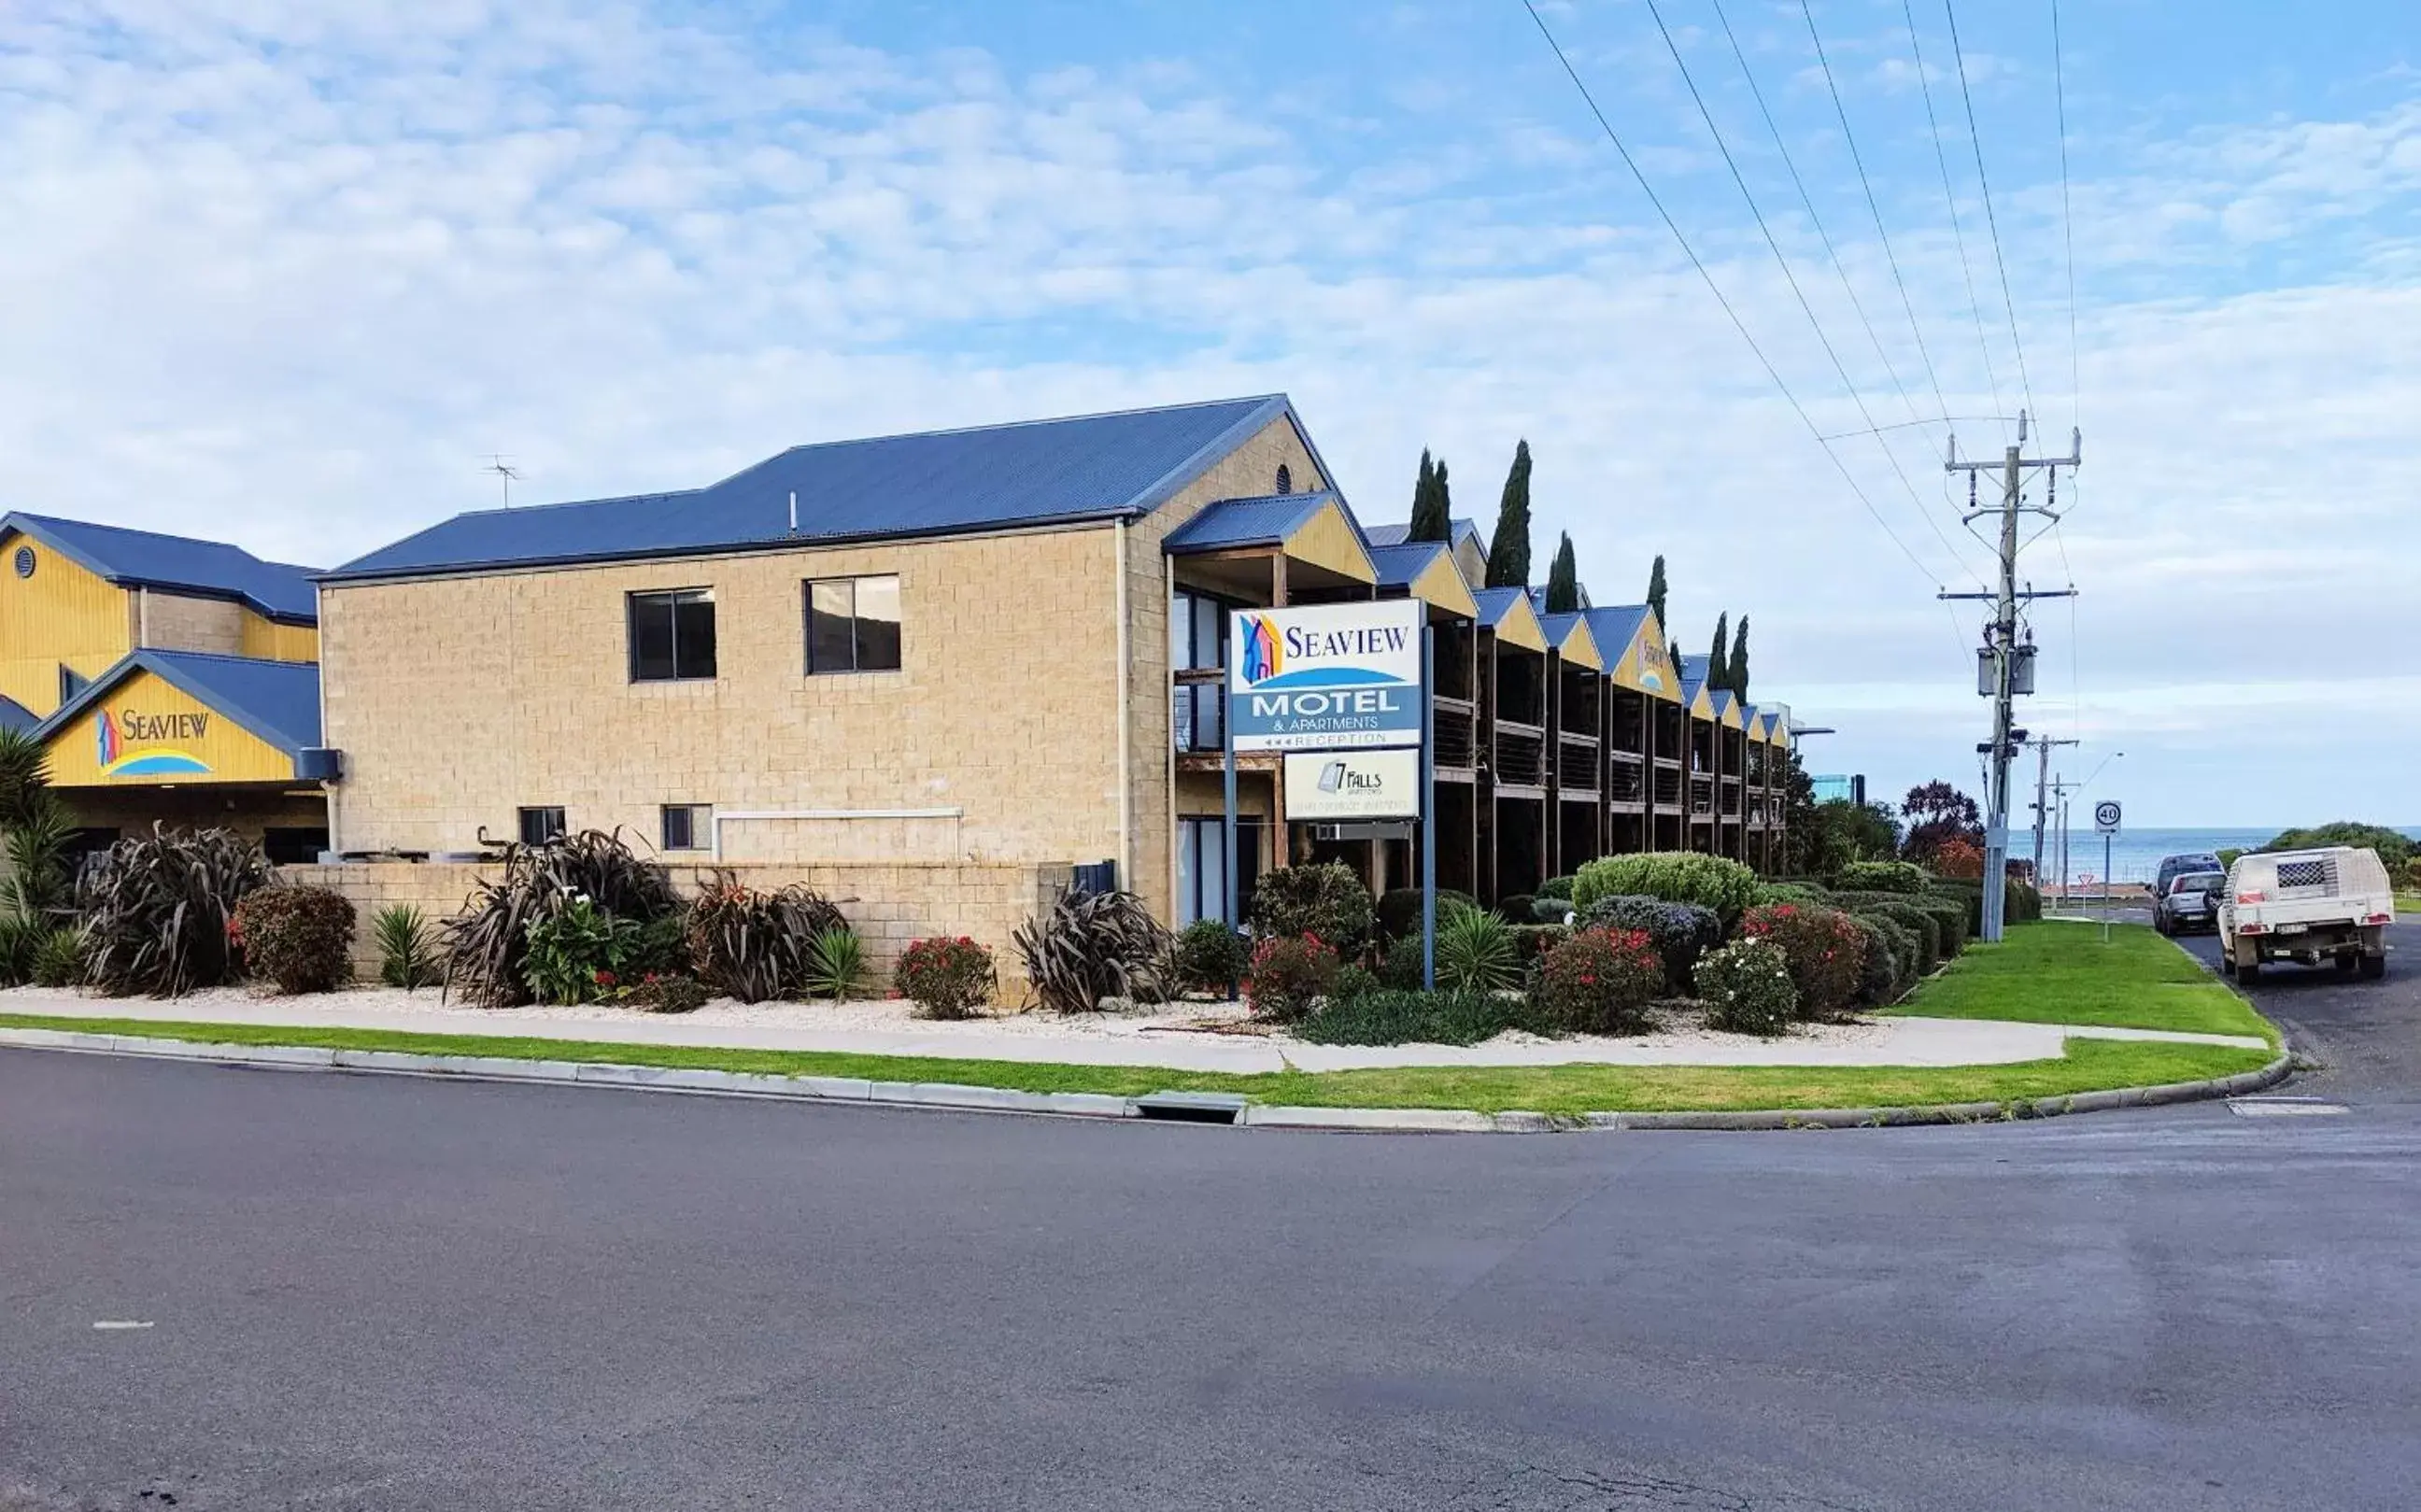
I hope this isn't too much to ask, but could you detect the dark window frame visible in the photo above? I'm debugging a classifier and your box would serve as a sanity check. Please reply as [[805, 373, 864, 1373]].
[[627, 587, 717, 683], [660, 803, 712, 853], [803, 574, 903, 676], [517, 807, 567, 846], [59, 663, 88, 705], [1274, 463, 1293, 495]]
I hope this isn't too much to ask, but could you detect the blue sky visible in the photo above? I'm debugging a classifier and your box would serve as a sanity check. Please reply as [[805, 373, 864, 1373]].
[[3, 0, 2415, 826]]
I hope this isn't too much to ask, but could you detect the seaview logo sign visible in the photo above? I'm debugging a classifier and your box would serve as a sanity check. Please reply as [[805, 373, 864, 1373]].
[[1227, 601, 1423, 752]]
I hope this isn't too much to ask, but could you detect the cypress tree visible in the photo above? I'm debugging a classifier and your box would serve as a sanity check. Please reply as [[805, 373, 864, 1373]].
[[1408, 451, 1441, 541], [1646, 555, 1668, 631], [1545, 532, 1579, 613], [1706, 613, 1730, 693], [1730, 615, 1750, 703], [1484, 440, 1533, 588]]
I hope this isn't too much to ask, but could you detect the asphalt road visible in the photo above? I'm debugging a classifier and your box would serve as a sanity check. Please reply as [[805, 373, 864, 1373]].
[[2172, 913, 2421, 1104], [6, 1042, 2419, 1512]]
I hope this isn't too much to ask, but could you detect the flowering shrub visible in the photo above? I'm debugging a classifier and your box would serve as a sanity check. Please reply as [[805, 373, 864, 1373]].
[[1244, 933, 1338, 1023], [630, 972, 709, 1013], [1576, 895, 1722, 993], [1536, 927, 1664, 1035], [521, 896, 644, 1006], [1694, 938, 1798, 1036], [894, 936, 995, 1019], [1932, 837, 1984, 880], [1738, 902, 1868, 1021]]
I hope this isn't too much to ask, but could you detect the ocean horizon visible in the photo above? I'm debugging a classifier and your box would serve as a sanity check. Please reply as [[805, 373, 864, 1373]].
[[2027, 824, 2421, 886]]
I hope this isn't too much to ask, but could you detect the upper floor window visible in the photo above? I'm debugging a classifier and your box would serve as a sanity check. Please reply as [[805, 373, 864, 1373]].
[[805, 575, 901, 674], [1170, 590, 1228, 671], [629, 589, 716, 682], [1274, 464, 1293, 495], [58, 664, 88, 705]]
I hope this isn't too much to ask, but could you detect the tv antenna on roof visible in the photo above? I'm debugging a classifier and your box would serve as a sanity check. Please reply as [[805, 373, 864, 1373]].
[[483, 455, 523, 507]]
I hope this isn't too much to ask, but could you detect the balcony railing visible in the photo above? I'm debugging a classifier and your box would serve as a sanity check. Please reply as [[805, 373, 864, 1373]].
[[1690, 776, 1715, 816], [1557, 736, 1598, 794], [1652, 765, 1683, 807], [1609, 761, 1646, 805], [1435, 699, 1478, 770], [1495, 728, 1546, 787], [1171, 681, 1223, 753]]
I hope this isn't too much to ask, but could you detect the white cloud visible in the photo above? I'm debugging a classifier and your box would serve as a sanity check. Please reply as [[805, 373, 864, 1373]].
[[0, 0, 2414, 824]]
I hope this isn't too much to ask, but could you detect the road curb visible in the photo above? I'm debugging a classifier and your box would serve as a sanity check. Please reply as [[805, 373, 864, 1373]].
[[0, 1025, 2288, 1134]]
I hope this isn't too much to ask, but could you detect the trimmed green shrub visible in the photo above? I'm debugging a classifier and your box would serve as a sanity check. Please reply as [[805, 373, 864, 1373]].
[[1244, 933, 1337, 1023], [1864, 913, 1924, 997], [894, 936, 996, 1019], [1329, 962, 1379, 1002], [2007, 879, 2044, 924], [31, 926, 85, 989], [1495, 893, 1536, 925], [1536, 926, 1664, 1035], [1537, 875, 1576, 901], [802, 926, 869, 1001], [78, 827, 273, 997], [1505, 922, 1571, 967], [1435, 902, 1520, 993], [1846, 914, 1904, 1009], [231, 885, 356, 995], [1835, 859, 1933, 895], [1695, 938, 1798, 1036], [1577, 895, 1722, 993], [1376, 887, 1479, 940], [374, 905, 445, 989], [1755, 881, 1831, 907], [1250, 863, 1375, 952], [522, 897, 644, 1005], [1014, 889, 1173, 1014], [1571, 853, 1763, 920], [1738, 902, 1868, 1021], [1172, 918, 1250, 995], [1379, 933, 1426, 990], [1836, 898, 1940, 974], [1295, 987, 1552, 1047]]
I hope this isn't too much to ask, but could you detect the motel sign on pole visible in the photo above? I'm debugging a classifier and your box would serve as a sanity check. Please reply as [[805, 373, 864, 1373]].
[[1224, 601, 1432, 986]]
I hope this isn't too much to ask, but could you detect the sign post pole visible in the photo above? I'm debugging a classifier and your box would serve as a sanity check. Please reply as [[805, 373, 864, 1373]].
[[1421, 623, 1437, 992], [2094, 799, 2122, 943], [1222, 682, 1239, 992]]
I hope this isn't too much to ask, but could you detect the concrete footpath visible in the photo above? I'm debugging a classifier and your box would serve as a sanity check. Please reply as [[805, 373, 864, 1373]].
[[0, 987, 2271, 1074]]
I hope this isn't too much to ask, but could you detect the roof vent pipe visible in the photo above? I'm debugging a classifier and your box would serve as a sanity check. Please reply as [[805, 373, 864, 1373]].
[[788, 490, 798, 533]]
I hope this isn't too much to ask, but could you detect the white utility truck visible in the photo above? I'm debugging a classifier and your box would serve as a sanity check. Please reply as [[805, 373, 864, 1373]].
[[2217, 846, 2395, 982]]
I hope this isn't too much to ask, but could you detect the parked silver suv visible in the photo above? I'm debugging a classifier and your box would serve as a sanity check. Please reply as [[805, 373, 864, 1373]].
[[2152, 869, 2225, 936]]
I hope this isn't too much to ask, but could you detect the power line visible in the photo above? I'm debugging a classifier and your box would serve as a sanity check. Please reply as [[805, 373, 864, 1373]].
[[1635, 0, 1987, 590], [1943, 0, 2037, 423], [2051, 0, 2082, 434], [1513, 0, 1956, 605], [1795, 0, 1956, 439], [1904, 0, 2005, 440]]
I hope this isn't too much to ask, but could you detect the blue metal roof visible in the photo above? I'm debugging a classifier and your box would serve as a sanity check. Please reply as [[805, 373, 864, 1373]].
[[328, 395, 1307, 581], [1537, 610, 1590, 650], [1162, 491, 1336, 554], [1, 513, 319, 622], [1473, 586, 1532, 629], [1365, 517, 1480, 551], [35, 650, 321, 757], [1582, 603, 1652, 653], [1367, 539, 1448, 588], [0, 694, 35, 736]]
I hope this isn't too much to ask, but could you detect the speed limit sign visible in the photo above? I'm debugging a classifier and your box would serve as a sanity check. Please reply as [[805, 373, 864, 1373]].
[[2094, 799, 2122, 833]]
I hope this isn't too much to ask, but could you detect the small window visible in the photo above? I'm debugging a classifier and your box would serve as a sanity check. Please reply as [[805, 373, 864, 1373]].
[[1274, 464, 1293, 495], [517, 807, 566, 846], [13, 545, 34, 579], [628, 589, 716, 682], [661, 803, 712, 852], [59, 664, 88, 704], [804, 574, 902, 674]]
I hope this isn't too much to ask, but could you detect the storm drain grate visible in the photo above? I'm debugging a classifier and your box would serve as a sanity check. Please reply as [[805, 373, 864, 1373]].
[[2230, 1097, 2351, 1117], [1132, 1091, 1248, 1125]]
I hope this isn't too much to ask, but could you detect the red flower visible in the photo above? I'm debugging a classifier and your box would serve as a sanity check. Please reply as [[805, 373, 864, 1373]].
[[594, 969, 618, 987]]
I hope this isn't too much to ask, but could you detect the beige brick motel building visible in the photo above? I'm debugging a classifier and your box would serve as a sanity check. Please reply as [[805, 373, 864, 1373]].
[[300, 395, 1801, 970]]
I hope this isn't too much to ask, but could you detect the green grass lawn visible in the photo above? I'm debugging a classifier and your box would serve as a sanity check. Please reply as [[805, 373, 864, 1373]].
[[1885, 921, 2276, 1043], [0, 1010, 2271, 1117], [2400, 894, 2421, 915]]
